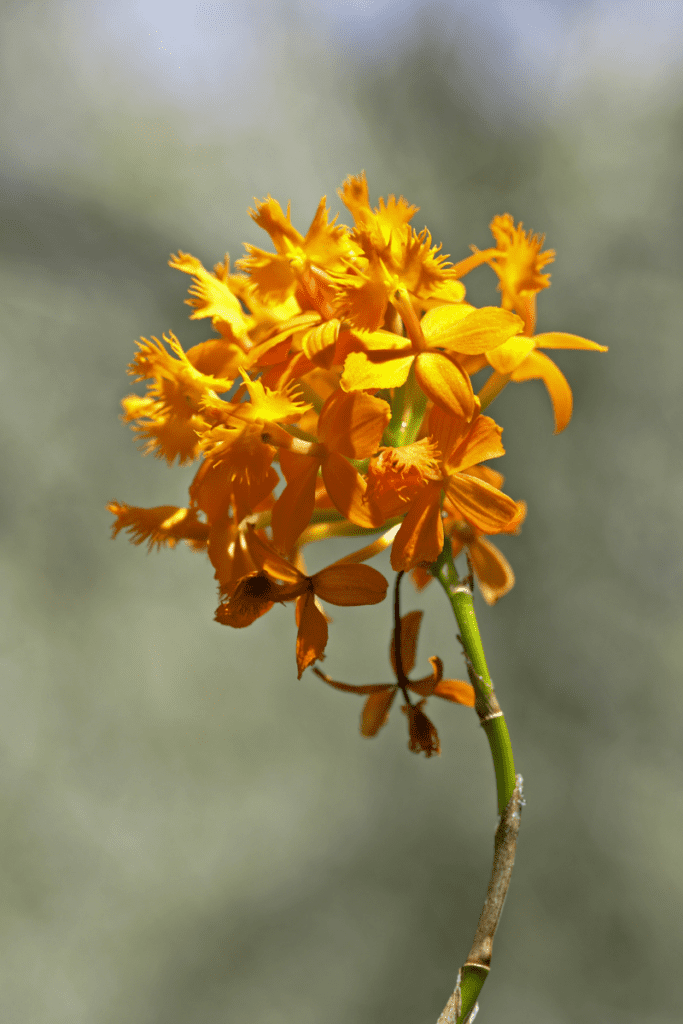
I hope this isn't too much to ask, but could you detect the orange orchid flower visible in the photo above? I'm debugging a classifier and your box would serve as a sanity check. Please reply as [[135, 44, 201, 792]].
[[411, 489, 527, 606], [340, 301, 524, 421], [215, 528, 388, 677], [454, 215, 608, 431], [482, 329, 609, 433], [236, 195, 356, 307], [367, 407, 522, 572], [314, 609, 474, 756], [122, 331, 235, 465], [331, 172, 467, 332], [452, 213, 554, 332], [268, 388, 391, 552]]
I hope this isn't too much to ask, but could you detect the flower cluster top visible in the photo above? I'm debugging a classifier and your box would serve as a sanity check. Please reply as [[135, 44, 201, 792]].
[[109, 173, 605, 751]]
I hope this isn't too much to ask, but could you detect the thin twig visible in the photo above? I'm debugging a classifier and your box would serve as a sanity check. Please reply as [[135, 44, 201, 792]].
[[465, 774, 524, 970], [436, 775, 524, 1024]]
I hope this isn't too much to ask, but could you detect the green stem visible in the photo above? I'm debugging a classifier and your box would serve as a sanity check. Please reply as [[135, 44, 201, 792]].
[[429, 537, 519, 1023], [430, 538, 515, 812], [382, 362, 427, 448]]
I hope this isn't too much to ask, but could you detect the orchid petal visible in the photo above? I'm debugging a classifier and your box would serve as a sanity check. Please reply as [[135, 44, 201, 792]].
[[296, 591, 329, 678], [312, 562, 388, 606], [422, 305, 522, 354], [390, 484, 444, 572], [445, 474, 520, 534], [414, 351, 475, 420], [321, 452, 385, 529], [341, 350, 414, 391], [534, 332, 607, 352], [469, 537, 515, 605], [361, 689, 397, 736], [511, 350, 573, 433]]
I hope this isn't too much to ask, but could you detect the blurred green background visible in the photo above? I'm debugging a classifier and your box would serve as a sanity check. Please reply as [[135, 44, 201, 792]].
[[2, 2, 682, 1022]]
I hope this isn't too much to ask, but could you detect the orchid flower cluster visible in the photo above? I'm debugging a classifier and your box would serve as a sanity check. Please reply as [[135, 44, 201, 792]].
[[109, 173, 606, 756]]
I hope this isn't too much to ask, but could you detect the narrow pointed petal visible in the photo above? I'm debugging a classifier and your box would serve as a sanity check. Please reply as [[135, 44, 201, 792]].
[[408, 655, 442, 697], [321, 452, 385, 528], [468, 537, 515, 605], [271, 456, 320, 553], [534, 332, 607, 352], [414, 351, 475, 419], [296, 591, 329, 678], [433, 678, 476, 706], [313, 669, 396, 695], [390, 484, 444, 572], [511, 349, 573, 433], [361, 689, 397, 736], [445, 474, 520, 534]]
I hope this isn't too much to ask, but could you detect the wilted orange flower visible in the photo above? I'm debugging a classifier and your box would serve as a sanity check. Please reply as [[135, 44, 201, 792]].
[[215, 527, 388, 677], [107, 502, 209, 550], [402, 701, 441, 757], [314, 609, 474, 755]]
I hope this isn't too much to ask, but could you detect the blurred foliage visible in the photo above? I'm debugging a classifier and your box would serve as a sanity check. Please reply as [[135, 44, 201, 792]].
[[1, 3, 682, 1023]]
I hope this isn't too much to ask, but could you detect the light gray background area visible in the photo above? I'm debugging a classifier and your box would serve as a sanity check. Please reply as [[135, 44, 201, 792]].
[[2, 2, 682, 1022]]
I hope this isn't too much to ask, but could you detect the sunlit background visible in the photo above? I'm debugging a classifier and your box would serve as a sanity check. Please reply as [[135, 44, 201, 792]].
[[3, 2, 683, 1022]]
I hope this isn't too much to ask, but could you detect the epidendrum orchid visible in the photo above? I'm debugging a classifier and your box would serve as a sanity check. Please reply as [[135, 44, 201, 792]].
[[109, 173, 606, 1023]]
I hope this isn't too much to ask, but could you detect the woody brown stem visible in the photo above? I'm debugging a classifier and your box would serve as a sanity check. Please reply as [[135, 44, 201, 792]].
[[436, 777, 524, 1023]]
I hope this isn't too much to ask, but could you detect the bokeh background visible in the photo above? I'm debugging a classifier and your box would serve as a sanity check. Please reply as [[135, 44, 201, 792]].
[[3, 1, 683, 1022]]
